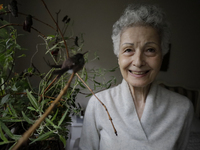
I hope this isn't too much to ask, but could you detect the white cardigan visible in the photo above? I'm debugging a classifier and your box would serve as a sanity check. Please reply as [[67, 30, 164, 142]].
[[79, 80, 194, 150]]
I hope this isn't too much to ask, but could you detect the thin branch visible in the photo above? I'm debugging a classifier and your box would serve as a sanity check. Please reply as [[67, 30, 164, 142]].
[[32, 63, 44, 79], [0, 11, 56, 31], [11, 72, 75, 150], [39, 76, 58, 103], [55, 10, 61, 33], [31, 26, 46, 38], [40, 0, 69, 58], [0, 23, 46, 37], [76, 73, 118, 136]]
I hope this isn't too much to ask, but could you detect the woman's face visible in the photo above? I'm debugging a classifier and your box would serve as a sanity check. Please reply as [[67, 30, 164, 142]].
[[118, 26, 162, 88]]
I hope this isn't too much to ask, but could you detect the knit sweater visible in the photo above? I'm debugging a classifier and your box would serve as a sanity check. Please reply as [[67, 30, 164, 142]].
[[79, 80, 194, 150]]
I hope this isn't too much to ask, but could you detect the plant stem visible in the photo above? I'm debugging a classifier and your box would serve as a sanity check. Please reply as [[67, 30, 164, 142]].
[[0, 11, 56, 31], [40, 0, 69, 58], [75, 73, 118, 136], [11, 72, 75, 150], [39, 76, 58, 103], [0, 23, 45, 37]]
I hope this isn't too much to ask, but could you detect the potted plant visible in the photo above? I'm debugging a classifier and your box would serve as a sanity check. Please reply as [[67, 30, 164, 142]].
[[0, 1, 117, 149]]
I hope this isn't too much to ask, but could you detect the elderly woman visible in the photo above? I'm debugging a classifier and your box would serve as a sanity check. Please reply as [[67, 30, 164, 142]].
[[79, 4, 193, 150]]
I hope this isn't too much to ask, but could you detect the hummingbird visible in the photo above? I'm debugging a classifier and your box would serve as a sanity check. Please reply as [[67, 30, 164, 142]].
[[51, 52, 88, 78], [23, 15, 33, 32], [8, 0, 18, 17]]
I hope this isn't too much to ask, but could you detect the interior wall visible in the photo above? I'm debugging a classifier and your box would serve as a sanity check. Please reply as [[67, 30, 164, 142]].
[[2, 0, 200, 108]]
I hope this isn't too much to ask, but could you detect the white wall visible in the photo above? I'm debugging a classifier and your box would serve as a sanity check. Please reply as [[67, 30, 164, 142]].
[[2, 0, 200, 108]]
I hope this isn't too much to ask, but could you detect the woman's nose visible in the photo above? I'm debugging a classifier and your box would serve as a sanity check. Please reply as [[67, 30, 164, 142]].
[[132, 51, 145, 67]]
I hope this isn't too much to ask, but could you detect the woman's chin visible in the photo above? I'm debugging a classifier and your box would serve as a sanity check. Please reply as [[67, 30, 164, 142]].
[[126, 79, 152, 88]]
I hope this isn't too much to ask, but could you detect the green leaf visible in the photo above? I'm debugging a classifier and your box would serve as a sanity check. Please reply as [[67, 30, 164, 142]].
[[46, 35, 56, 40], [11, 84, 18, 91], [5, 38, 11, 46], [0, 121, 17, 140], [108, 66, 118, 72], [51, 108, 59, 122], [0, 118, 23, 122], [2, 108, 8, 117], [59, 135, 66, 147], [58, 109, 69, 126], [106, 83, 111, 89], [26, 89, 39, 110], [94, 80, 100, 85], [45, 43, 59, 54], [86, 93, 93, 97], [15, 43, 22, 50], [0, 141, 14, 146], [30, 131, 54, 144], [1, 94, 10, 104], [0, 123, 8, 142], [45, 118, 60, 129], [40, 99, 51, 112], [27, 106, 36, 111], [22, 111, 35, 124], [78, 80, 86, 89], [106, 79, 113, 84], [28, 67, 33, 73], [18, 54, 26, 58], [0, 28, 8, 38], [8, 103, 18, 117], [12, 135, 21, 140], [1, 78, 4, 89], [45, 118, 58, 129], [84, 72, 88, 82]]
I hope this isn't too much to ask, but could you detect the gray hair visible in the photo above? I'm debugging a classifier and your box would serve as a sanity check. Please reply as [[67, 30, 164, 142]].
[[111, 4, 170, 57]]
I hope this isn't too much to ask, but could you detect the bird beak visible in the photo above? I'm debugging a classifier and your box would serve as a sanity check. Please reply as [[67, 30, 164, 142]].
[[83, 51, 88, 55]]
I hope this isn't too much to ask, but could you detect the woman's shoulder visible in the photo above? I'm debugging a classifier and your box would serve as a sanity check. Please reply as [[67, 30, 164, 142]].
[[157, 83, 193, 111]]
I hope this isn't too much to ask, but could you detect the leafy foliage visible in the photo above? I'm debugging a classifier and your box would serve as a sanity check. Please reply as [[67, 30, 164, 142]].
[[0, 3, 117, 149]]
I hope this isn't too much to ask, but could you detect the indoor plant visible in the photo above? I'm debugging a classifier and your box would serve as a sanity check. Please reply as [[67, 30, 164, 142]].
[[0, 1, 117, 149]]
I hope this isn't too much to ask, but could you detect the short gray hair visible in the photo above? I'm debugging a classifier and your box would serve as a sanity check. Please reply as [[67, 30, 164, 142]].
[[111, 4, 170, 57]]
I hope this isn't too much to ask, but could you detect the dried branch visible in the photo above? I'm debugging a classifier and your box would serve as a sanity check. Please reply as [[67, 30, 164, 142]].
[[76, 73, 118, 136]]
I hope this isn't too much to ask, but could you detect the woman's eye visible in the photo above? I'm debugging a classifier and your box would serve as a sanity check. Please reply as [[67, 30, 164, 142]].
[[146, 48, 155, 53], [145, 48, 157, 56], [124, 49, 132, 53]]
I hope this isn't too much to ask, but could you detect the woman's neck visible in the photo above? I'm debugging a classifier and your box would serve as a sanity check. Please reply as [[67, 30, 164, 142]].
[[128, 83, 151, 120], [128, 84, 150, 103]]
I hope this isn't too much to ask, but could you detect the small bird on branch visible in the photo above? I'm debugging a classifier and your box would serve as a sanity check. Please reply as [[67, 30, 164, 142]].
[[49, 51, 88, 78]]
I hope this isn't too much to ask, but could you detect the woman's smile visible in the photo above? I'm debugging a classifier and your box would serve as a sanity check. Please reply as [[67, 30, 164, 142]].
[[128, 69, 150, 77]]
